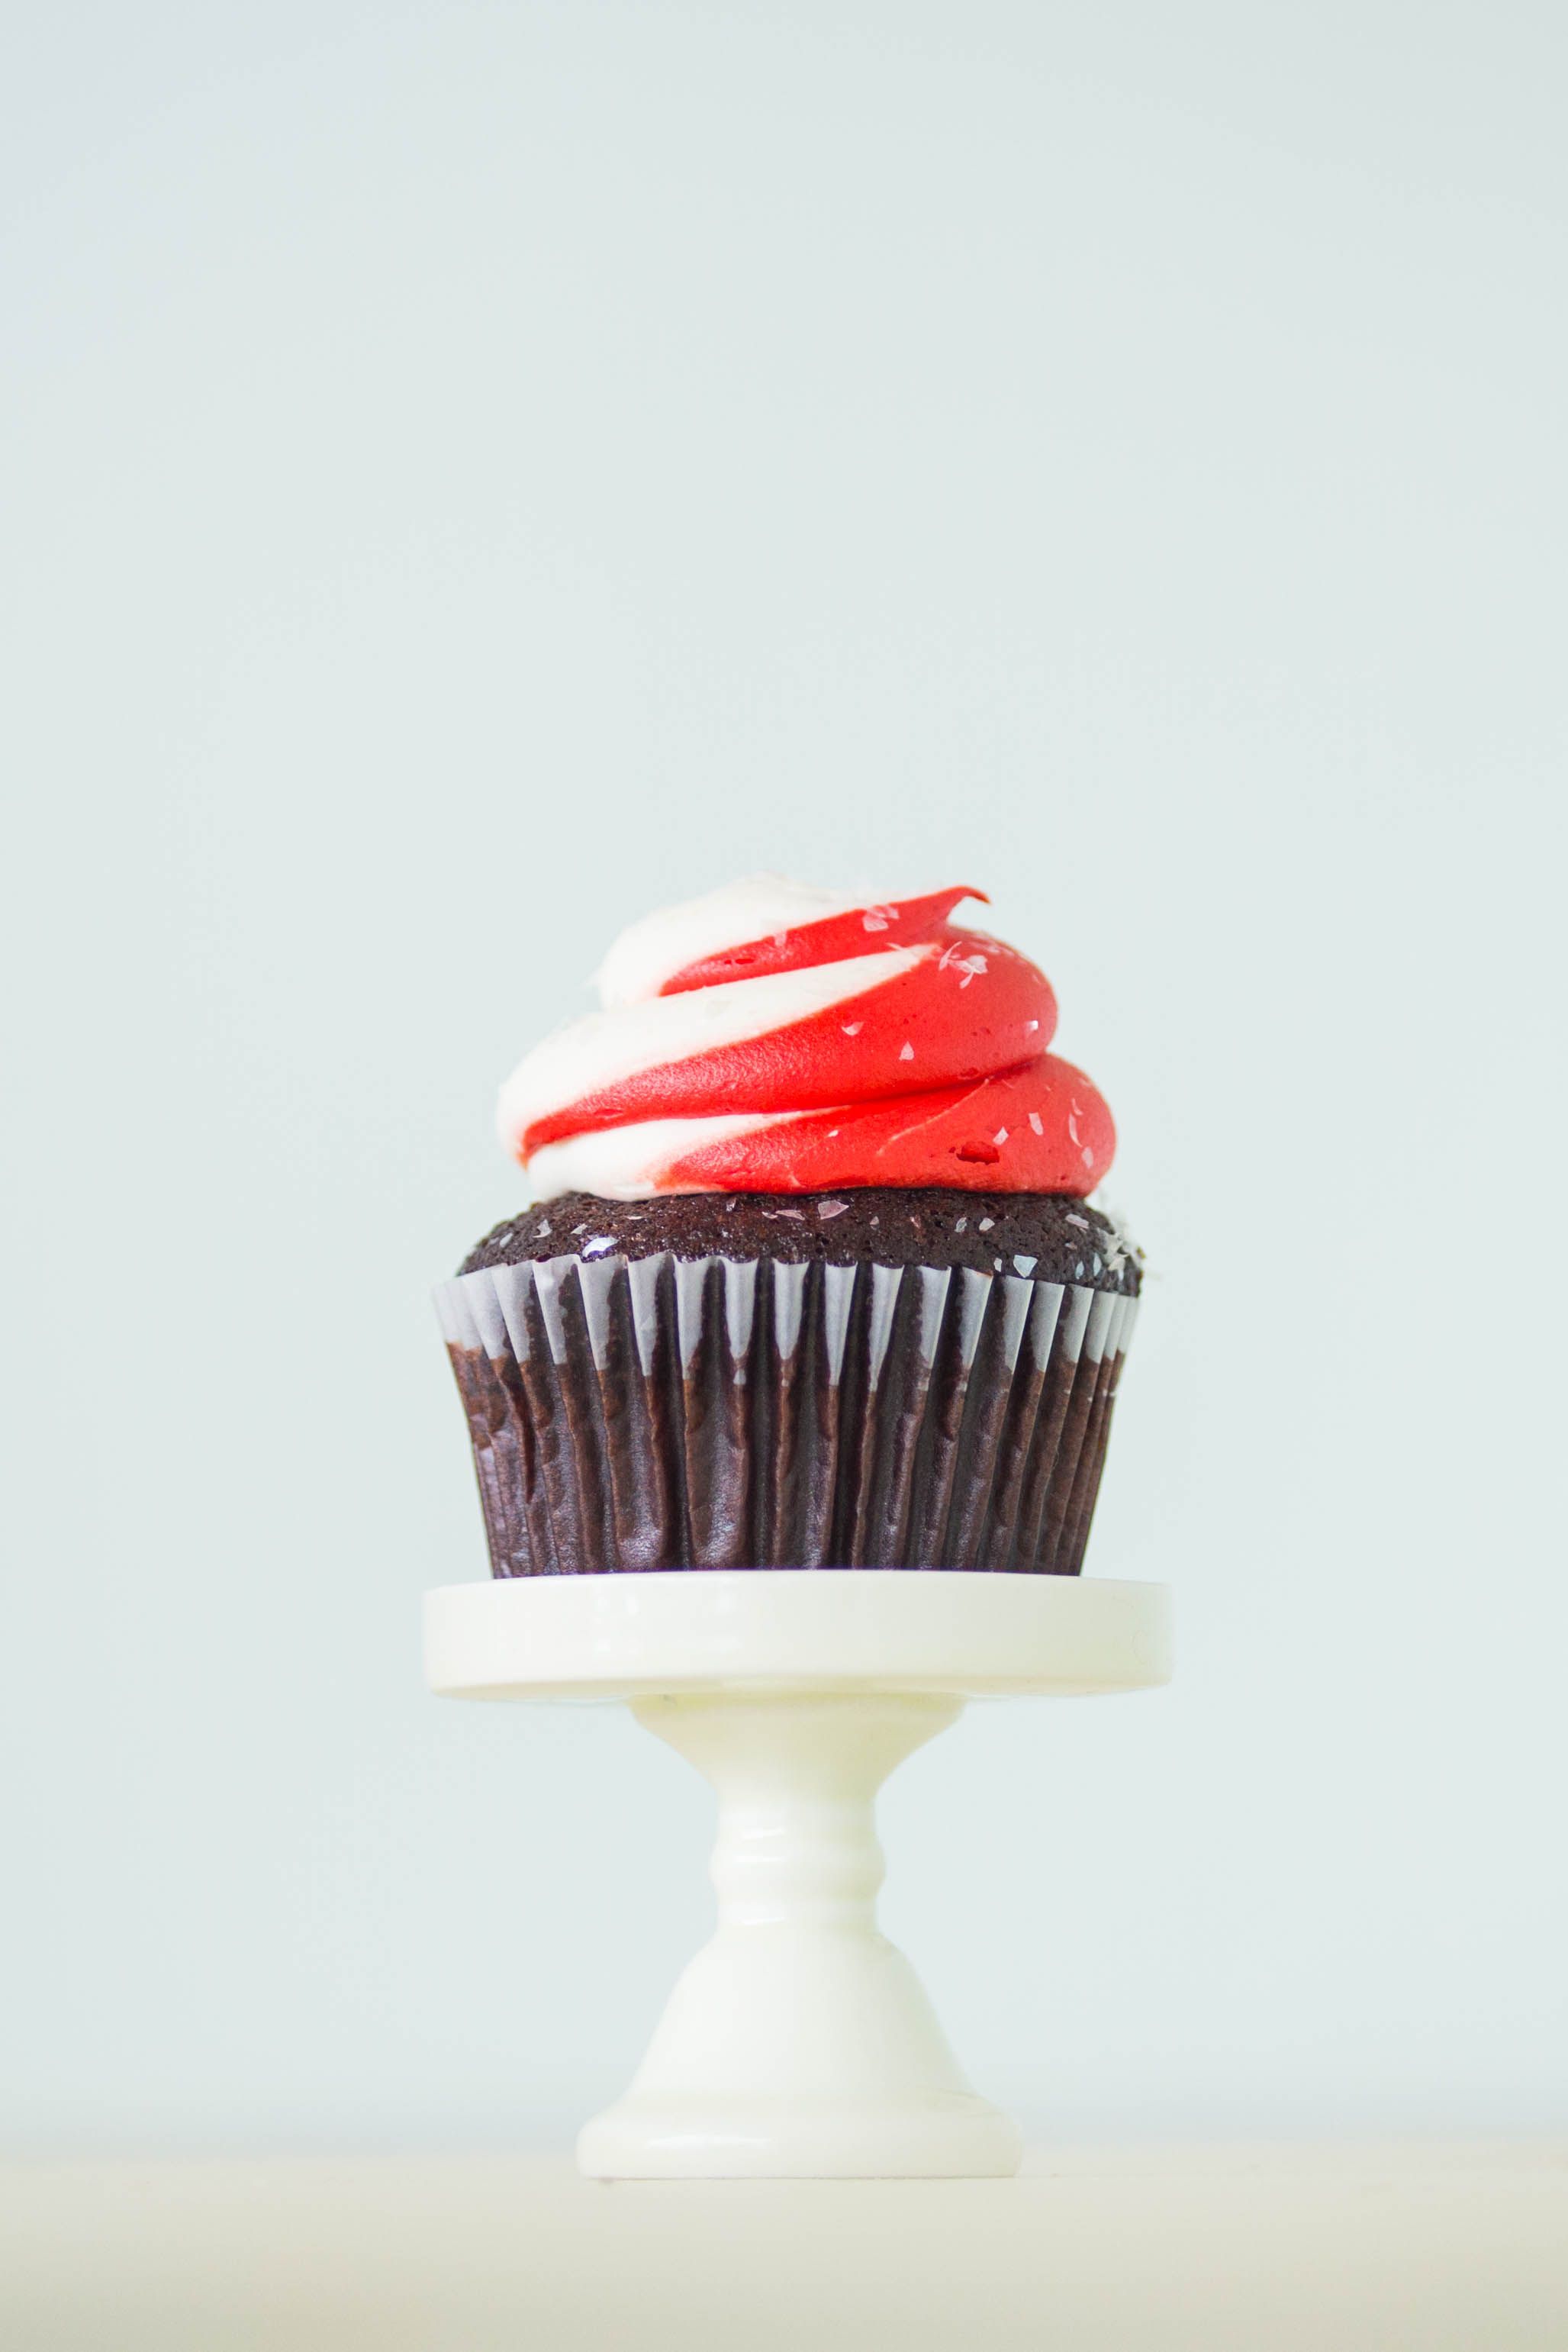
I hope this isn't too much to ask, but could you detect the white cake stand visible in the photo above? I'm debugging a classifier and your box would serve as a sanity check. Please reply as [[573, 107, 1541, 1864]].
[[425, 1570, 1171, 2180]]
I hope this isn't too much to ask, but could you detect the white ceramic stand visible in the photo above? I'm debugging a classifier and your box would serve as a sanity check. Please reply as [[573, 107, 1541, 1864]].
[[425, 1571, 1170, 2180]]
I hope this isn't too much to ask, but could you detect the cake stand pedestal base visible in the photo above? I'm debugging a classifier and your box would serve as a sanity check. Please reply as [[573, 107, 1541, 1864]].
[[425, 1571, 1170, 2181], [578, 1689, 1017, 2180]]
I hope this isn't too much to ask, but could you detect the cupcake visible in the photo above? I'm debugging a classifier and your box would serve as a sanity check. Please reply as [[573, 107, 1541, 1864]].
[[438, 878, 1140, 1574]]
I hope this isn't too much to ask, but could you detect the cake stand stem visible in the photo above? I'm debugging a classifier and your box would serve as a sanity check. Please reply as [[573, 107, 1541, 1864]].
[[576, 1690, 1022, 2180]]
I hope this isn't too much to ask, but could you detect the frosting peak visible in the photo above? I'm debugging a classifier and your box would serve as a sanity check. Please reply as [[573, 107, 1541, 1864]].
[[500, 878, 1116, 1200]]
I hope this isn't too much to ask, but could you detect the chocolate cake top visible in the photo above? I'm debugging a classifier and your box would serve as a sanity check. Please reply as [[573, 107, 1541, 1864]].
[[459, 1189, 1141, 1294]]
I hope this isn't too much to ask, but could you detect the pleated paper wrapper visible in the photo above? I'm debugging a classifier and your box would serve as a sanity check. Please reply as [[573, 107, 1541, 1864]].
[[436, 1249, 1137, 1576]]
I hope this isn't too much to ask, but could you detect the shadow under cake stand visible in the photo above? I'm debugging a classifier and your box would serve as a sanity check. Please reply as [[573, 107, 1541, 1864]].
[[425, 1569, 1171, 2180]]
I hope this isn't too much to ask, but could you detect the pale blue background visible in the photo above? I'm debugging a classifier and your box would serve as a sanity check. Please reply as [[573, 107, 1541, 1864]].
[[4, 0, 1564, 2148]]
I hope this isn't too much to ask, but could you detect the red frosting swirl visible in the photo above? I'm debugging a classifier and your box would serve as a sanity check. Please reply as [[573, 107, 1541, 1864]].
[[498, 883, 1117, 1198]]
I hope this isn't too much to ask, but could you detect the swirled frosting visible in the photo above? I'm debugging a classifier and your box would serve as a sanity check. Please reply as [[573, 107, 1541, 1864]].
[[499, 878, 1116, 1200]]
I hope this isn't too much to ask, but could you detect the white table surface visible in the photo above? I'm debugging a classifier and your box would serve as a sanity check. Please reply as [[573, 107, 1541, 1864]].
[[3, 2142, 1564, 2351]]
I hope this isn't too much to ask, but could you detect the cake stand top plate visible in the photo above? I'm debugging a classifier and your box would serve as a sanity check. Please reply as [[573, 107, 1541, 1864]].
[[424, 1571, 1171, 1703]]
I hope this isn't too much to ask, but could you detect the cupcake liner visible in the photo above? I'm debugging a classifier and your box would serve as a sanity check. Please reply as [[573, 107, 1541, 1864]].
[[438, 1250, 1137, 1575]]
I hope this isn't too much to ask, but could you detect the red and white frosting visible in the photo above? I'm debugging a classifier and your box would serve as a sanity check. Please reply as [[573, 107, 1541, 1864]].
[[499, 878, 1116, 1200]]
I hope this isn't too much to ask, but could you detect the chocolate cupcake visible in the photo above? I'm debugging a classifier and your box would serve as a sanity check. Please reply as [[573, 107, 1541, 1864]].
[[438, 879, 1141, 1575]]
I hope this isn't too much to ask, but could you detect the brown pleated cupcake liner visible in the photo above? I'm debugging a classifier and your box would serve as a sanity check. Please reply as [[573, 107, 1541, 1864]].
[[436, 1250, 1137, 1576]]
